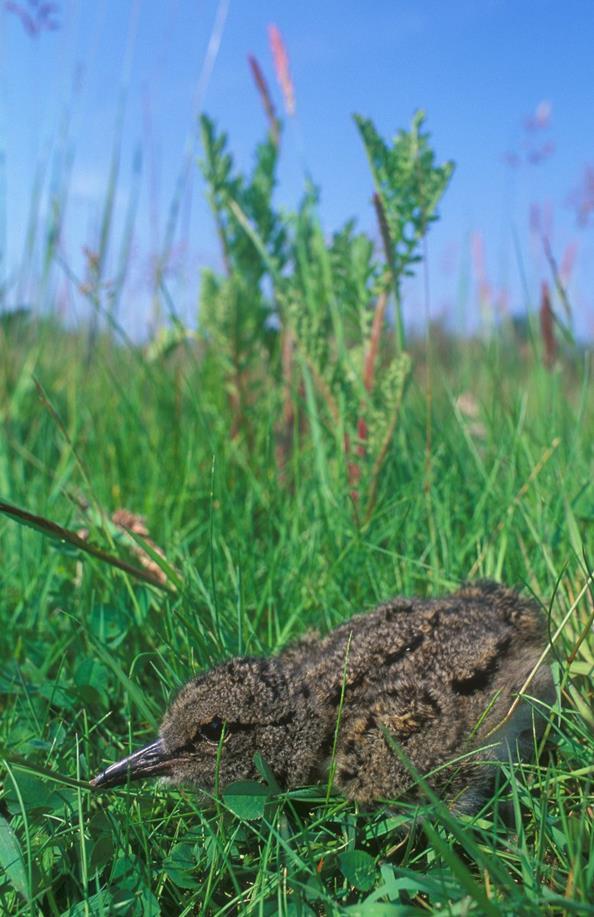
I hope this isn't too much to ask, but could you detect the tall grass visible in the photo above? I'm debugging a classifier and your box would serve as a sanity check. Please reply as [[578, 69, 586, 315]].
[[0, 92, 592, 914]]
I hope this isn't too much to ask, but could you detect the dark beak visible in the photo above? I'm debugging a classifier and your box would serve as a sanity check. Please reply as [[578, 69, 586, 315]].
[[90, 738, 173, 790]]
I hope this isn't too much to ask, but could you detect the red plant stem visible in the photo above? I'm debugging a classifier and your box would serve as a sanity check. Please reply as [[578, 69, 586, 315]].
[[373, 193, 393, 271], [373, 194, 404, 351], [248, 54, 280, 146], [303, 351, 340, 426], [539, 280, 556, 369], [275, 328, 295, 479], [348, 290, 389, 508], [363, 289, 388, 392], [542, 235, 572, 323], [281, 328, 294, 426]]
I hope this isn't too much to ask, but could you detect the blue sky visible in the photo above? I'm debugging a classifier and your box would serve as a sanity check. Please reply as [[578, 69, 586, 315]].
[[2, 0, 593, 337]]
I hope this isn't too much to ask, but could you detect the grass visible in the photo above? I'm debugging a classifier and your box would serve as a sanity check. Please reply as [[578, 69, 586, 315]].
[[0, 312, 593, 915], [0, 88, 593, 913]]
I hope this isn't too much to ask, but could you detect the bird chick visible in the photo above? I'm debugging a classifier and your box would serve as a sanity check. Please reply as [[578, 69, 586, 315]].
[[90, 581, 554, 812]]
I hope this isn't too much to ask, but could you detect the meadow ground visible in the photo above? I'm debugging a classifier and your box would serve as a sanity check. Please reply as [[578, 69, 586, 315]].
[[0, 311, 593, 915], [0, 80, 591, 916]]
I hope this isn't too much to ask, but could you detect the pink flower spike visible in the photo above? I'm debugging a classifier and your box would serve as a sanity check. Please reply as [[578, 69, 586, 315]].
[[534, 99, 552, 128], [559, 242, 578, 285], [524, 99, 552, 132], [268, 24, 295, 116]]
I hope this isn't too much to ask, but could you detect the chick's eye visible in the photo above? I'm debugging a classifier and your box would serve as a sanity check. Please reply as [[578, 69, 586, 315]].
[[199, 716, 225, 744]]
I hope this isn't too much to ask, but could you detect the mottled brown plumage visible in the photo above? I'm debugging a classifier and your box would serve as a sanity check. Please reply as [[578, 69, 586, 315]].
[[91, 581, 554, 812]]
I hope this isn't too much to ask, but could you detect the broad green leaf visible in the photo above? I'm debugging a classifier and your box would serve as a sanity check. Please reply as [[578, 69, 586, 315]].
[[0, 815, 30, 901], [339, 849, 377, 892], [222, 780, 271, 820], [163, 842, 201, 889]]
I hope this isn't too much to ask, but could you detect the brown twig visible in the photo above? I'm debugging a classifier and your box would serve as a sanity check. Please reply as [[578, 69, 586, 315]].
[[0, 500, 174, 593]]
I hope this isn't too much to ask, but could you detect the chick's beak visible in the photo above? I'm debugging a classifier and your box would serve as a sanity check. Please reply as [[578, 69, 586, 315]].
[[90, 738, 173, 790]]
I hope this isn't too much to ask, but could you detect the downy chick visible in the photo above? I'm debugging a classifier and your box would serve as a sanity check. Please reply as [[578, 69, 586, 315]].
[[91, 581, 554, 812]]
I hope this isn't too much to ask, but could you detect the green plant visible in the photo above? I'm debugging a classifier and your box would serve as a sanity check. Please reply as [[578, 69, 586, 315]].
[[355, 110, 455, 351], [198, 113, 287, 439], [199, 107, 453, 520]]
